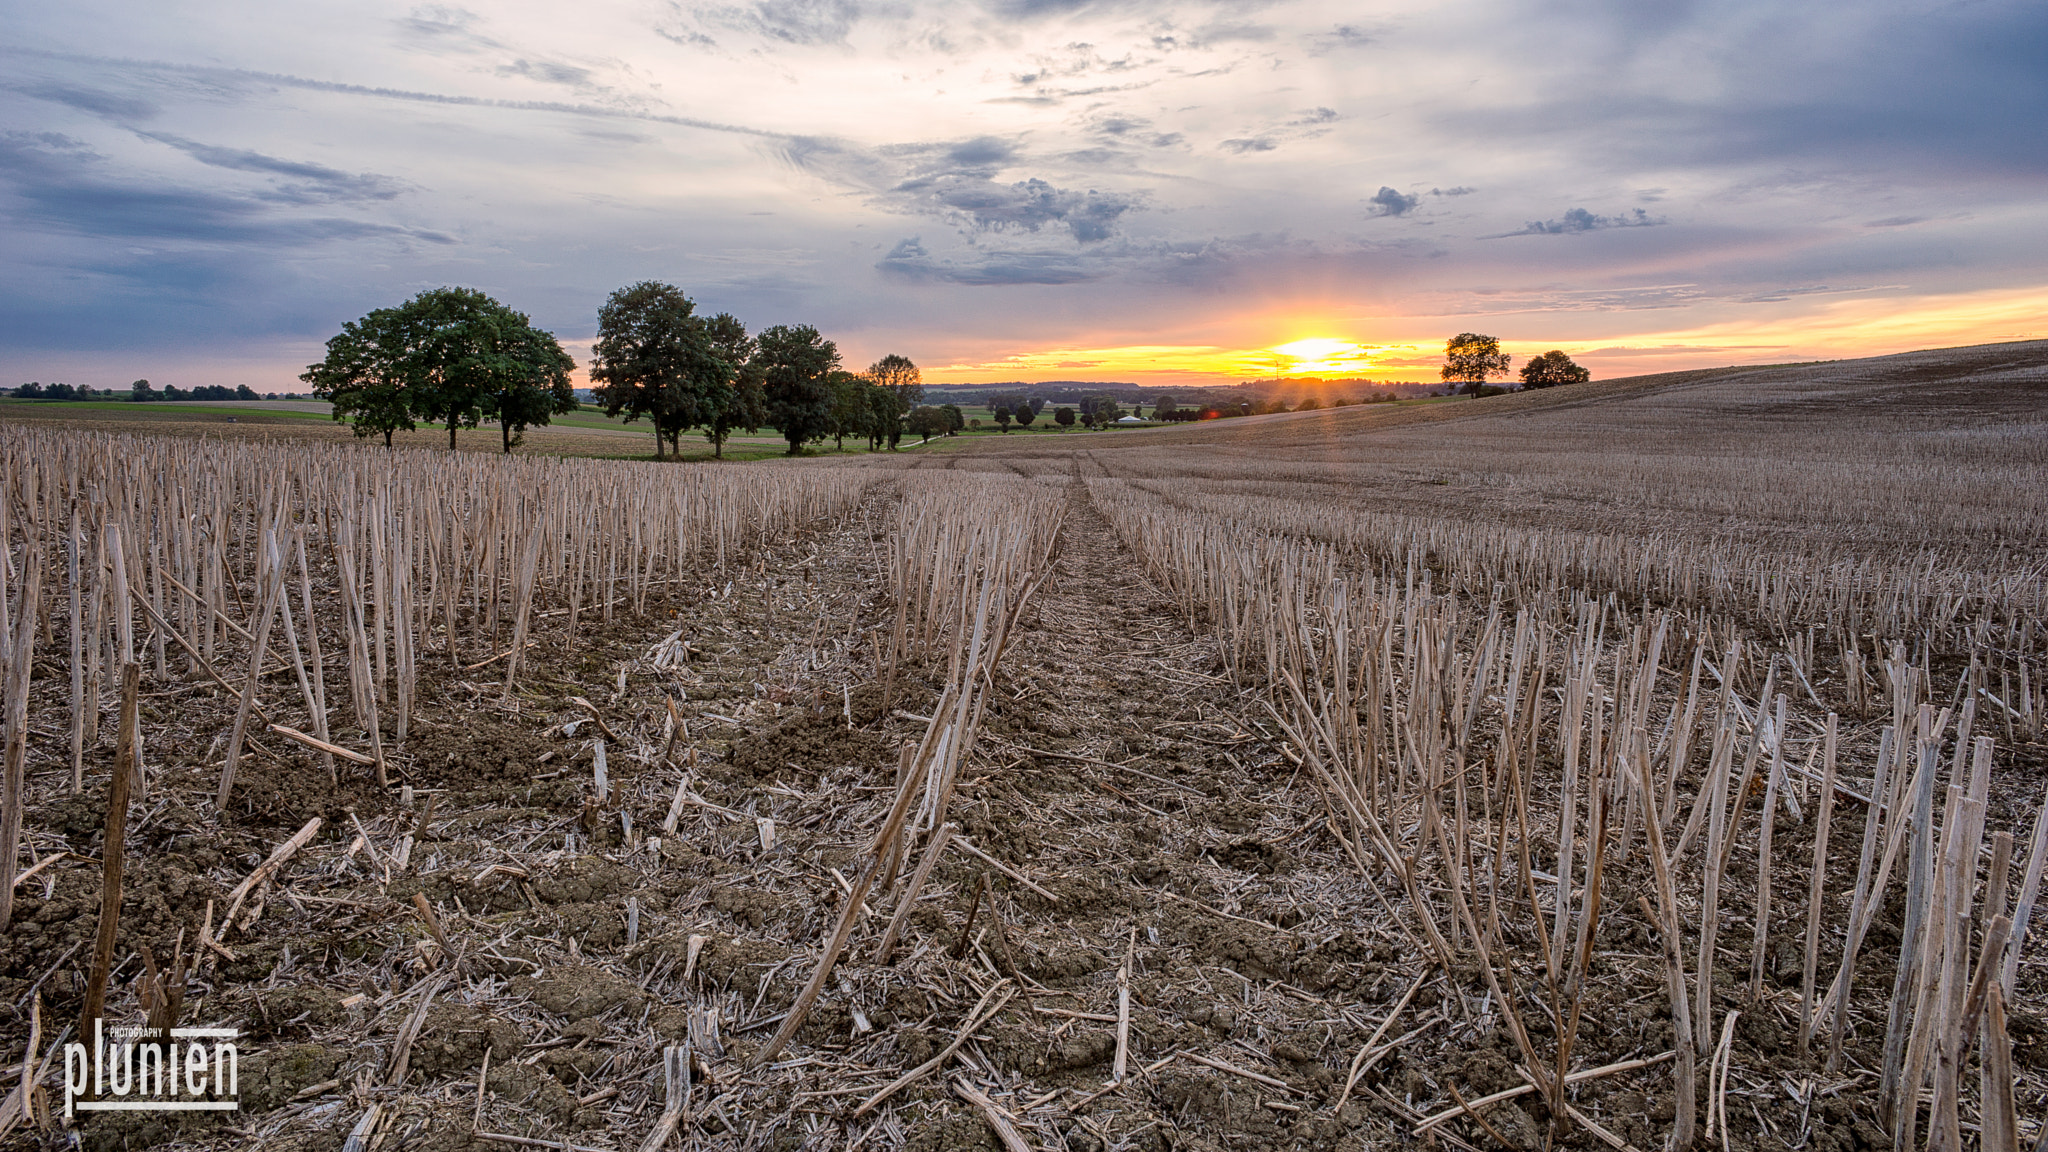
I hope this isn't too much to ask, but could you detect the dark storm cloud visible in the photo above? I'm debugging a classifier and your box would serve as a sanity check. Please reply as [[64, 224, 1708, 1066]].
[[1490, 207, 1662, 237]]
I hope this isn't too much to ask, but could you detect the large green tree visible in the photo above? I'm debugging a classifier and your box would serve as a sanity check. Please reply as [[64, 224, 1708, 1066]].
[[700, 313, 763, 459], [906, 405, 948, 442], [302, 306, 419, 447], [1440, 333, 1512, 399], [754, 325, 840, 455], [591, 282, 732, 460], [485, 322, 578, 452], [825, 370, 873, 451], [306, 287, 575, 450], [394, 287, 570, 448], [865, 382, 900, 450], [1518, 349, 1591, 389]]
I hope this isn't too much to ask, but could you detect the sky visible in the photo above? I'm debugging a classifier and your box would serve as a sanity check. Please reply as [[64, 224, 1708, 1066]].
[[3, 0, 2046, 389]]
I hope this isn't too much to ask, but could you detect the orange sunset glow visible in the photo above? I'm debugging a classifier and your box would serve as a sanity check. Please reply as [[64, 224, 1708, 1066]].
[[924, 284, 2048, 386]]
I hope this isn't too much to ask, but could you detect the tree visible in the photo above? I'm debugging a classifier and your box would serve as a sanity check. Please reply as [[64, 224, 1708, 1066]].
[[755, 324, 840, 455], [1440, 333, 1511, 399], [940, 404, 964, 434], [1152, 395, 1178, 420], [867, 354, 923, 429], [1519, 350, 1591, 389], [302, 307, 419, 447], [1054, 406, 1075, 427], [994, 405, 1013, 432], [865, 381, 900, 450], [1093, 397, 1124, 424], [906, 405, 948, 442], [306, 287, 573, 450], [397, 287, 546, 448], [1295, 396, 1321, 411], [591, 282, 727, 461], [128, 379, 156, 402], [701, 313, 763, 459], [1013, 403, 1035, 429], [825, 369, 872, 450], [485, 322, 577, 452], [234, 384, 259, 400]]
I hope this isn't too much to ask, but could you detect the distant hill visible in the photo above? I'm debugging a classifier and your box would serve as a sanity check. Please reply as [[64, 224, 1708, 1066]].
[[936, 339, 2048, 457]]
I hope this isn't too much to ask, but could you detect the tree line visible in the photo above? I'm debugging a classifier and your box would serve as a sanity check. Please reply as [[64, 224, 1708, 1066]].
[[301, 282, 928, 457], [9, 381, 275, 401]]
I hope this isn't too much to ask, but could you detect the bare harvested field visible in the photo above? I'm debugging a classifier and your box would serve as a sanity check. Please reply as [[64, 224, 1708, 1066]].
[[0, 340, 2044, 1152]]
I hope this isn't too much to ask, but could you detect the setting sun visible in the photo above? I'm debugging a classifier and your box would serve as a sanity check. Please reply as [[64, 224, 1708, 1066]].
[[1267, 338, 1374, 376]]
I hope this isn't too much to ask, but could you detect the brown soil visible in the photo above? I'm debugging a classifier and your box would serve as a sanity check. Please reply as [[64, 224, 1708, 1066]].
[[4, 345, 2045, 1150]]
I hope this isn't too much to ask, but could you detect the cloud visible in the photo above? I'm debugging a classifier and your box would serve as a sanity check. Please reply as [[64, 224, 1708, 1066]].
[[1183, 22, 1277, 48], [703, 0, 860, 46], [1308, 24, 1382, 53], [1431, 186, 1475, 197], [1086, 113, 1183, 149], [0, 131, 450, 247], [877, 238, 1097, 285], [1491, 207, 1663, 237], [395, 6, 504, 52], [1367, 186, 1420, 217], [788, 134, 1139, 243], [1865, 216, 1926, 228], [496, 59, 596, 87], [137, 132, 406, 203], [1218, 106, 1339, 154], [1731, 283, 1903, 304], [1576, 344, 1786, 357], [10, 82, 157, 121], [7, 51, 786, 141]]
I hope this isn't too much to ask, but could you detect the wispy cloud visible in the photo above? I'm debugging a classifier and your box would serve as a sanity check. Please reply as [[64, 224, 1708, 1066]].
[[136, 132, 406, 203], [1490, 207, 1663, 237], [877, 237, 1097, 285]]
